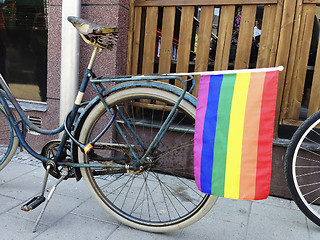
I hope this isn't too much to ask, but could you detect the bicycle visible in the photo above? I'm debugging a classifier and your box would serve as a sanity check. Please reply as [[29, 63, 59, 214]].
[[0, 16, 217, 233], [285, 111, 320, 227]]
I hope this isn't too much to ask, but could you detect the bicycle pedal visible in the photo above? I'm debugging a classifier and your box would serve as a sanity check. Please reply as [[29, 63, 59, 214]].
[[21, 196, 46, 212]]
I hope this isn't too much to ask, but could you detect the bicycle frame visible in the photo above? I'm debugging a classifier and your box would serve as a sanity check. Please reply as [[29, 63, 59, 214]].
[[0, 73, 84, 166], [0, 44, 195, 175]]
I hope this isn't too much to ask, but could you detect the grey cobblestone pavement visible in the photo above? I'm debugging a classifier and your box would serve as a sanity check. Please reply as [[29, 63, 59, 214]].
[[1, 151, 320, 240]]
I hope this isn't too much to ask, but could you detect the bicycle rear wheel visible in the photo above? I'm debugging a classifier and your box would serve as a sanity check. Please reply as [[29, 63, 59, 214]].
[[285, 110, 320, 226], [78, 86, 217, 232], [0, 104, 19, 171]]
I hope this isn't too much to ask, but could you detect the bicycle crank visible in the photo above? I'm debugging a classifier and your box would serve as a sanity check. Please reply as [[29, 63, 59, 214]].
[[40, 140, 73, 179]]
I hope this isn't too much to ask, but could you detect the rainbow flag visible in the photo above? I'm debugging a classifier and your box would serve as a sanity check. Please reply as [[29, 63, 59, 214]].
[[194, 68, 279, 200]]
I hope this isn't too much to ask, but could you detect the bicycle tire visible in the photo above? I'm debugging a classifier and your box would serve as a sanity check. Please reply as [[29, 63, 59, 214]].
[[0, 103, 19, 171], [285, 110, 320, 226], [78, 86, 217, 232]]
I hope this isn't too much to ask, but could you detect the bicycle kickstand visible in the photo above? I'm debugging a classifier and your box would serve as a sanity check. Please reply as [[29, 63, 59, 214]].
[[21, 165, 51, 212], [20, 164, 68, 232], [32, 169, 68, 232]]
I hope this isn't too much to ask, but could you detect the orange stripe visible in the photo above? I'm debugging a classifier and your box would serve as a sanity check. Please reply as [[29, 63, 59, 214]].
[[239, 72, 265, 200]]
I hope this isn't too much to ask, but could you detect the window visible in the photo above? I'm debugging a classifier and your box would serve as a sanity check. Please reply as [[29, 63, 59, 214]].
[[0, 0, 48, 102]]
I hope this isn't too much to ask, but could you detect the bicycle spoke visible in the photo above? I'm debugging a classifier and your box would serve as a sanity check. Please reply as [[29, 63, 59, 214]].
[[305, 136, 320, 147], [151, 171, 183, 218], [142, 171, 161, 222], [120, 174, 136, 210], [310, 197, 320, 207], [296, 165, 320, 168], [299, 181, 320, 188], [98, 173, 128, 194], [149, 171, 192, 211], [302, 187, 320, 198], [156, 140, 194, 160], [158, 178, 173, 220], [130, 176, 146, 215], [297, 170, 320, 178], [299, 147, 320, 159]]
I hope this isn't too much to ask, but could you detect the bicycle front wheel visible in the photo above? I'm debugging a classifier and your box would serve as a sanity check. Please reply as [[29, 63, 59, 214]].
[[285, 110, 320, 226], [0, 104, 19, 171], [78, 86, 217, 232]]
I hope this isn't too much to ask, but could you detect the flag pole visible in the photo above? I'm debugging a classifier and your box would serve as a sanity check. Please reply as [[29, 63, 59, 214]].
[[165, 66, 284, 77]]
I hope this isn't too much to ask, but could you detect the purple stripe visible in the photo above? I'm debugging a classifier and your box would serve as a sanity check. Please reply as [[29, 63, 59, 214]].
[[194, 75, 210, 191], [199, 75, 223, 193]]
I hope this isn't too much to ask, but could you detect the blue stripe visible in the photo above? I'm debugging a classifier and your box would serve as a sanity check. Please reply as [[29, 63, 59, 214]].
[[200, 74, 223, 193]]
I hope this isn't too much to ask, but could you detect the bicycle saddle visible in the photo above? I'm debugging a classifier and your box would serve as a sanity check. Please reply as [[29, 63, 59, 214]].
[[68, 16, 119, 50]]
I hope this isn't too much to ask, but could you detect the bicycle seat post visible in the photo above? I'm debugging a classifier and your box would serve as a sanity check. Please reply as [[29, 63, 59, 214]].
[[87, 45, 101, 71]]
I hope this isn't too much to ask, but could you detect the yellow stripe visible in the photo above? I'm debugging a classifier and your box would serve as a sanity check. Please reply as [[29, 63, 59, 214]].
[[224, 73, 251, 199]]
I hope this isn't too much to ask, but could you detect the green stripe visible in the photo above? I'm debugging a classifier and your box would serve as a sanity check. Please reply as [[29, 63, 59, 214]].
[[211, 73, 237, 196]]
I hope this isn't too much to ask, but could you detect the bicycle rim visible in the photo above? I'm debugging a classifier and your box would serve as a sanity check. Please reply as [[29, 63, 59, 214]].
[[285, 111, 320, 226], [78, 87, 217, 232]]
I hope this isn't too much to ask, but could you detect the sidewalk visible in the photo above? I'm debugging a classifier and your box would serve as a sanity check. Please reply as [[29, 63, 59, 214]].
[[1, 152, 320, 240]]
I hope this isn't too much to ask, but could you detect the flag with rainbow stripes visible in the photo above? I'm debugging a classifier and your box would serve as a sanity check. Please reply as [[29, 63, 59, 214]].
[[194, 67, 280, 200]]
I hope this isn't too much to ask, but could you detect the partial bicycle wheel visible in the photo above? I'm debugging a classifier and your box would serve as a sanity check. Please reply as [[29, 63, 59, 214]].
[[285, 110, 320, 226], [0, 103, 19, 171], [78, 86, 217, 232]]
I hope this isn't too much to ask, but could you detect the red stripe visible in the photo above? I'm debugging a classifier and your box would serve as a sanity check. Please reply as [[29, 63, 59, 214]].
[[255, 71, 278, 199]]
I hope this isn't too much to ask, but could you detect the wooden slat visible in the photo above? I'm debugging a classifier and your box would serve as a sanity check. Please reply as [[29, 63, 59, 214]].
[[142, 7, 158, 74], [303, 0, 320, 3], [282, 119, 320, 129], [281, 119, 304, 127], [175, 6, 194, 88], [193, 6, 214, 97], [135, 0, 278, 7], [131, 7, 142, 75], [274, 0, 297, 128], [157, 7, 175, 104], [214, 5, 235, 71], [268, 0, 284, 67], [234, 5, 256, 69], [308, 32, 320, 116], [279, 0, 302, 122], [133, 102, 174, 111], [256, 4, 277, 68], [158, 7, 176, 74], [285, 4, 316, 120], [126, 0, 135, 75]]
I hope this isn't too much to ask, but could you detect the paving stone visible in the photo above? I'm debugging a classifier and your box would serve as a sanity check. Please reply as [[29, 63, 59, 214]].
[[250, 200, 307, 225], [247, 209, 309, 240], [0, 161, 39, 184], [0, 194, 22, 214], [1, 159, 320, 239], [33, 213, 119, 240], [71, 197, 120, 225], [0, 213, 48, 240], [107, 224, 181, 240], [8, 193, 84, 226]]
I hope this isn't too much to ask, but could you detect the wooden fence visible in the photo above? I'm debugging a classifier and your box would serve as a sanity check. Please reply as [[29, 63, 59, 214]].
[[126, 0, 320, 135]]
